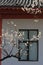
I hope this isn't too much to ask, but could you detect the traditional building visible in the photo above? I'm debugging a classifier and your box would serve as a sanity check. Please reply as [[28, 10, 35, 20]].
[[0, 0, 43, 65]]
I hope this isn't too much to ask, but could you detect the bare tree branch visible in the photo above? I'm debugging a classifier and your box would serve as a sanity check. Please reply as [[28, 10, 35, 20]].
[[0, 55, 18, 61], [2, 48, 9, 56]]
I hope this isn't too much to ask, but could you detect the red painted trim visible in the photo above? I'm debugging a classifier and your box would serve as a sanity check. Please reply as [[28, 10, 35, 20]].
[[0, 7, 43, 19], [0, 19, 2, 65]]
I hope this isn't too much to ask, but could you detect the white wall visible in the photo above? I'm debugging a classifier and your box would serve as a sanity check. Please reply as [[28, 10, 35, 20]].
[[2, 19, 43, 65]]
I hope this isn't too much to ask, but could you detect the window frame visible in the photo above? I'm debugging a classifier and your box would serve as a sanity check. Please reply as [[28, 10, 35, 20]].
[[18, 29, 39, 61]]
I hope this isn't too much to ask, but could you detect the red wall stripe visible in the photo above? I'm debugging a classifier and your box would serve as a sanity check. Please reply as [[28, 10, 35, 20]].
[[0, 7, 43, 19], [0, 19, 2, 65]]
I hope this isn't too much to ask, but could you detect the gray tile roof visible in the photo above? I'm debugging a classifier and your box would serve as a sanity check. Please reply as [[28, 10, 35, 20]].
[[0, 0, 43, 7]]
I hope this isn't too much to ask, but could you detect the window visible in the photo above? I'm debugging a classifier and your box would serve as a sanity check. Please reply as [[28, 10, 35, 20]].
[[18, 29, 38, 61]]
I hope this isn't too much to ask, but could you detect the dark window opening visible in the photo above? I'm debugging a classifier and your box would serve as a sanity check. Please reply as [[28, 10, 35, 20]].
[[18, 29, 39, 61]]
